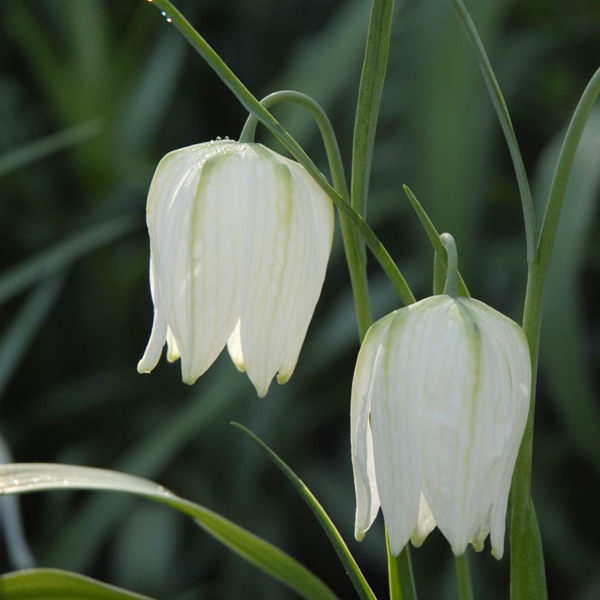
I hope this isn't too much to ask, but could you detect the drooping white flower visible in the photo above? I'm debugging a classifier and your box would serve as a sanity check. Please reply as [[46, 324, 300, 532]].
[[138, 140, 334, 397], [351, 295, 531, 559]]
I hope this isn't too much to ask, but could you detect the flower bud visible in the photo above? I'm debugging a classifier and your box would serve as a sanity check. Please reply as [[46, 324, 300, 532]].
[[138, 140, 334, 396], [351, 295, 531, 559]]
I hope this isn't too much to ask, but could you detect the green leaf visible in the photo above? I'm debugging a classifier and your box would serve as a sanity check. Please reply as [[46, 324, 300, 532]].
[[351, 0, 395, 219], [0, 464, 339, 600], [0, 215, 137, 306], [0, 568, 154, 600], [534, 106, 600, 468], [231, 422, 377, 600]]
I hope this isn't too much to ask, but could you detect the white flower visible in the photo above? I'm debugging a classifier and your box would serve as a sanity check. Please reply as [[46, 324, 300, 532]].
[[351, 295, 531, 559], [138, 140, 334, 397]]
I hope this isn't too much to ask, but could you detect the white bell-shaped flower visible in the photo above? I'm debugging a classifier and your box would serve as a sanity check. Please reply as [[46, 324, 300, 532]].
[[138, 140, 334, 396], [351, 289, 531, 559]]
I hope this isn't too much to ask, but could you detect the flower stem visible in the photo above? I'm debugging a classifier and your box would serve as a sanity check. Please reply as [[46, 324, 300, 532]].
[[454, 553, 474, 600], [440, 233, 458, 298], [239, 91, 373, 338], [149, 0, 415, 308], [386, 534, 417, 600], [511, 66, 600, 600]]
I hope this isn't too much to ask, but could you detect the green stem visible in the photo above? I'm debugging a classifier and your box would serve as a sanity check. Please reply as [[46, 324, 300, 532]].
[[454, 554, 474, 600], [387, 535, 417, 600], [448, 0, 537, 265], [440, 233, 458, 298], [351, 0, 395, 264], [403, 185, 470, 297], [239, 91, 373, 338], [150, 0, 415, 308], [511, 67, 600, 600]]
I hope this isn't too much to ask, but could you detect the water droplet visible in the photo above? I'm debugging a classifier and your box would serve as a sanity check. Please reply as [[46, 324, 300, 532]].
[[166, 17, 172, 23], [161, 11, 166, 16]]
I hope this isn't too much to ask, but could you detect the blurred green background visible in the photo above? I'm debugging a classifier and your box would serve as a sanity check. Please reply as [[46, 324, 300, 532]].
[[1, 0, 599, 598]]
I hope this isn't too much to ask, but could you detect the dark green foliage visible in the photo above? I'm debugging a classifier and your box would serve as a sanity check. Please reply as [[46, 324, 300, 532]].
[[0, 0, 599, 598]]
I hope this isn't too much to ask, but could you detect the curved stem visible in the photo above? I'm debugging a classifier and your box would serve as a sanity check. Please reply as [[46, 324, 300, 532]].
[[454, 554, 474, 600], [448, 0, 537, 265], [440, 233, 458, 298], [150, 0, 415, 307], [510, 66, 600, 600], [239, 90, 373, 338], [402, 185, 470, 298]]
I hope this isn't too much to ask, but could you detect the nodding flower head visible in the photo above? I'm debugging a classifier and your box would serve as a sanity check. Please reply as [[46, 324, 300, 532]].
[[351, 294, 531, 559], [138, 140, 334, 397]]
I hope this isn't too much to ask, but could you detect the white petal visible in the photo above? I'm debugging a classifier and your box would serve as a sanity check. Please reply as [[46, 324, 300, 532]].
[[409, 296, 480, 556], [166, 327, 180, 363], [420, 297, 530, 556], [227, 319, 246, 373], [239, 145, 334, 396], [351, 313, 394, 542], [411, 494, 436, 547], [149, 142, 250, 384], [461, 298, 531, 560], [470, 508, 491, 552], [370, 303, 442, 556], [137, 254, 167, 373]]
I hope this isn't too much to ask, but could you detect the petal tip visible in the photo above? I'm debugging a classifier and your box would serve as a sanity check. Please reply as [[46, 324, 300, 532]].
[[276, 371, 292, 385]]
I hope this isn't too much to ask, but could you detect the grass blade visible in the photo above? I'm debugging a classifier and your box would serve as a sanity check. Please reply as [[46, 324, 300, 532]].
[[0, 568, 154, 600], [0, 464, 339, 600], [231, 422, 377, 600]]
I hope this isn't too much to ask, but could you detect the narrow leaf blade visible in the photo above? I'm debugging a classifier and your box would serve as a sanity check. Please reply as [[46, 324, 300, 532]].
[[0, 464, 339, 600]]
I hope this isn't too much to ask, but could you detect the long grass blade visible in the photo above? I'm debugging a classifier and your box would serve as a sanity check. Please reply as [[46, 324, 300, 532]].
[[0, 463, 338, 600], [231, 422, 377, 600], [0, 568, 154, 600]]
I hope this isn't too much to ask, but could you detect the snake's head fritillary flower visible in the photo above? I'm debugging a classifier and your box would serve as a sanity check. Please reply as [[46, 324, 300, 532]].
[[137, 140, 334, 397], [351, 295, 531, 559]]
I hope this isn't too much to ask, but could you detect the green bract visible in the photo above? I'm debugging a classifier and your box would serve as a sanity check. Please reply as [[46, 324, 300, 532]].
[[351, 295, 531, 559], [138, 140, 334, 396]]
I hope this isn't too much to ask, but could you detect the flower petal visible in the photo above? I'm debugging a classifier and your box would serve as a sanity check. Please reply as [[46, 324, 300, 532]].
[[166, 327, 180, 363], [370, 302, 442, 556], [239, 145, 334, 396], [411, 494, 436, 548], [409, 297, 480, 556], [227, 319, 246, 373], [461, 299, 531, 560], [148, 142, 252, 384], [137, 254, 167, 373], [351, 313, 394, 542]]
